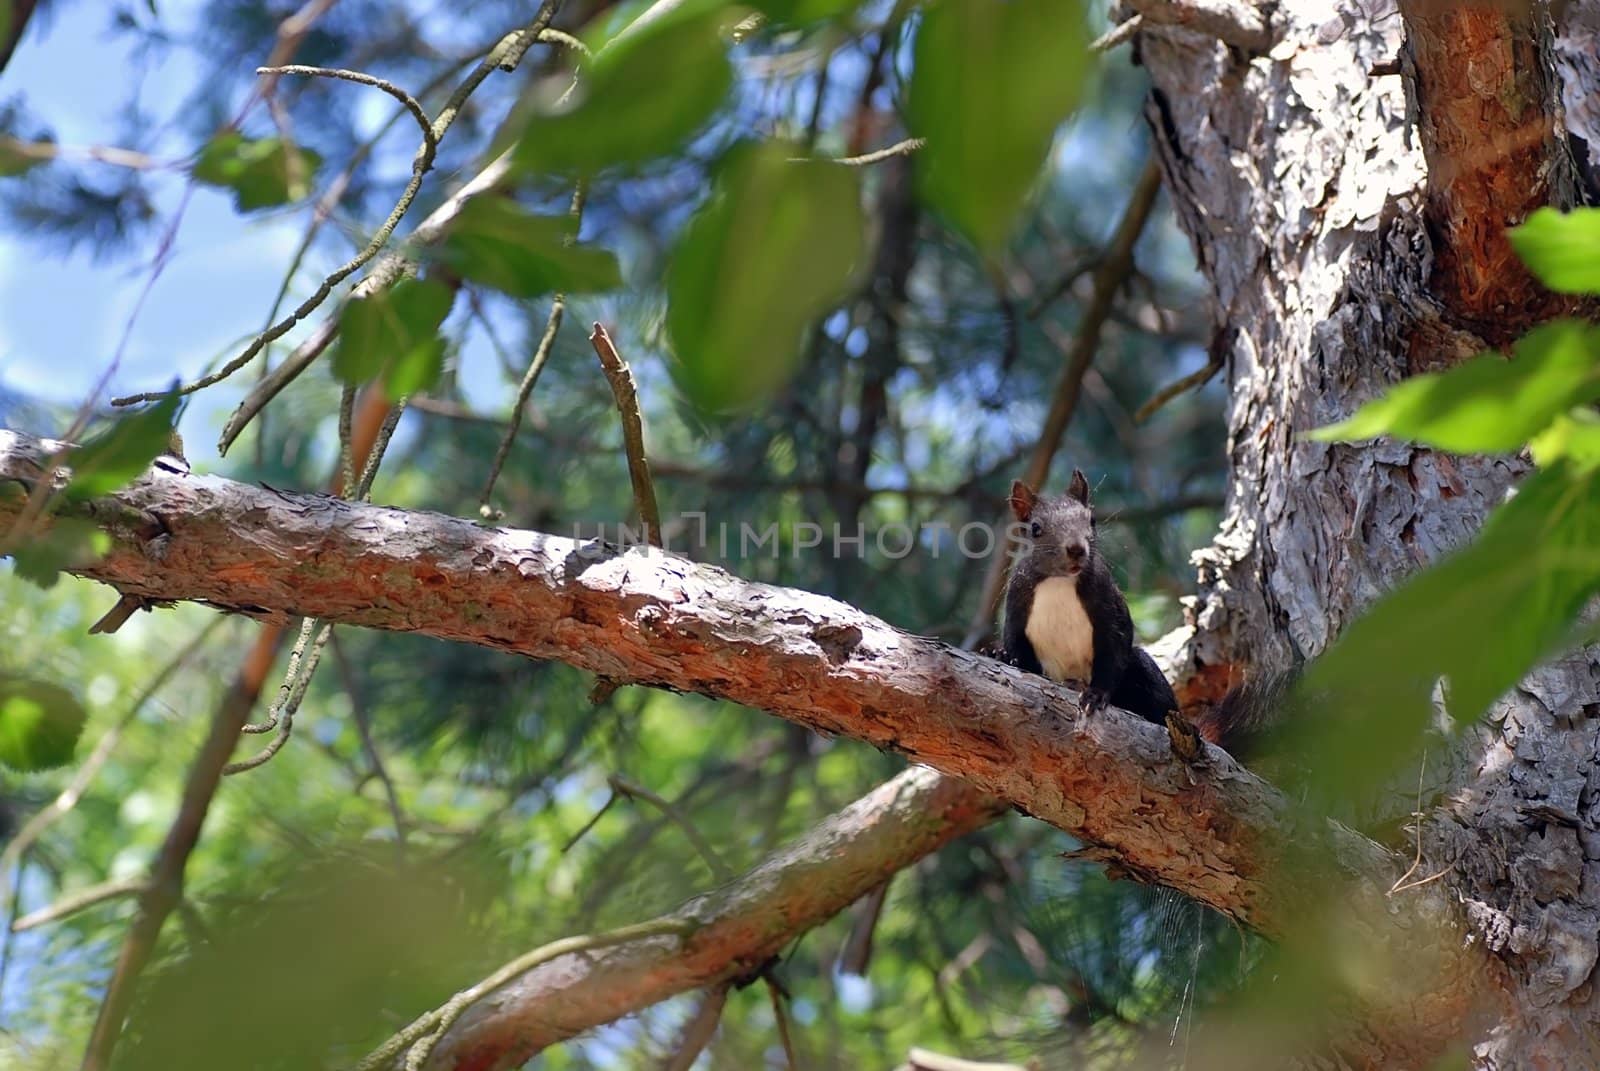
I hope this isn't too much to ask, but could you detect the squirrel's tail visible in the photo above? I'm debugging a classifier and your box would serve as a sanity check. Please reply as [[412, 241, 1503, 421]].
[[1194, 667, 1301, 763]]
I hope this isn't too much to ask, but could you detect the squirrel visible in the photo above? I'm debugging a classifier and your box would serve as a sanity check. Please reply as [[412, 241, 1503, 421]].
[[1001, 472, 1179, 724]]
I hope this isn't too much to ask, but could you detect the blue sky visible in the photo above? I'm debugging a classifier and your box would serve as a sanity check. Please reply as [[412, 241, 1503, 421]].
[[1, 2, 306, 430], [0, 0, 509, 470]]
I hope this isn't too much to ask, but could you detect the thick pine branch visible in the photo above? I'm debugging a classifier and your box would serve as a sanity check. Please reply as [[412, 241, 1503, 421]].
[[0, 428, 1379, 931], [401, 767, 1004, 1071]]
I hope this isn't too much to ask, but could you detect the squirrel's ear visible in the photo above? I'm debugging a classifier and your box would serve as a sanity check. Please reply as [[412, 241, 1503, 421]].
[[1009, 480, 1037, 521], [1067, 469, 1090, 505]]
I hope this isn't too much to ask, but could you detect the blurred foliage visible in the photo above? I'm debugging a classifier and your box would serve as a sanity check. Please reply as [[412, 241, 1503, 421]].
[[0, 0, 1235, 1068]]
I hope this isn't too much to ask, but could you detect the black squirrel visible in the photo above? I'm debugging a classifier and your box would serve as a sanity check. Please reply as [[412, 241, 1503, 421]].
[[1001, 472, 1179, 724]]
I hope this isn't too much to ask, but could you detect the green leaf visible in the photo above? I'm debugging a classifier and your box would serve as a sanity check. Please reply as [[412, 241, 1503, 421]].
[[11, 518, 112, 589], [435, 198, 622, 299], [0, 675, 88, 771], [745, 0, 859, 25], [1308, 321, 1600, 453], [1509, 207, 1600, 295], [66, 389, 182, 500], [666, 141, 865, 412], [193, 132, 321, 211], [331, 278, 456, 401], [509, 0, 733, 176], [905, 0, 1090, 253], [1283, 461, 1600, 807], [1530, 409, 1600, 471], [0, 138, 46, 177]]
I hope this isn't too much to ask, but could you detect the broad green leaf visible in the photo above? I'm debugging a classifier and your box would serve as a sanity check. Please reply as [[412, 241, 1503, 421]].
[[331, 278, 456, 401], [905, 0, 1090, 253], [1309, 321, 1600, 453], [509, 0, 732, 176], [119, 850, 506, 1071], [666, 141, 865, 412], [745, 0, 859, 24], [0, 675, 87, 771], [66, 389, 182, 500], [1510, 207, 1600, 295], [1283, 461, 1600, 807], [11, 518, 111, 589], [1530, 409, 1600, 471], [0, 138, 46, 177], [193, 132, 321, 211], [435, 198, 621, 299]]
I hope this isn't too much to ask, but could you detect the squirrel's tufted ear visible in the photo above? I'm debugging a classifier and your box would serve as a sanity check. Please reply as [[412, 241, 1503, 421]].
[[1009, 480, 1037, 521], [1067, 469, 1090, 506]]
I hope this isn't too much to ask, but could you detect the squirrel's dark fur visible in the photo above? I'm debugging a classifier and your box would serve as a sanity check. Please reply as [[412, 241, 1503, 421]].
[[1199, 670, 1297, 760], [1001, 472, 1178, 723]]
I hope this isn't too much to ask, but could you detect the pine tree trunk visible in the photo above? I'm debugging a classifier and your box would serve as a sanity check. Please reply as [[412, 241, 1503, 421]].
[[1135, 1, 1600, 1064]]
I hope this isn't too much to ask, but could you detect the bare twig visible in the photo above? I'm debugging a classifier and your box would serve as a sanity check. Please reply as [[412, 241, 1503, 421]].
[[478, 186, 585, 515], [609, 775, 729, 881], [660, 984, 730, 1071], [257, 64, 438, 169], [1134, 349, 1223, 424], [80, 679, 274, 1069], [589, 322, 663, 547], [824, 137, 925, 166], [1091, 13, 1144, 52], [561, 790, 619, 854], [960, 156, 1165, 649], [224, 617, 330, 775], [766, 974, 799, 1070], [0, 137, 166, 170], [12, 878, 149, 933], [112, 3, 563, 416]]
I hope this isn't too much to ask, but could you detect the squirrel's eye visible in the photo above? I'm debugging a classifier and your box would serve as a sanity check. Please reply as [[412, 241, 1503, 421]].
[[1029, 521, 1042, 539]]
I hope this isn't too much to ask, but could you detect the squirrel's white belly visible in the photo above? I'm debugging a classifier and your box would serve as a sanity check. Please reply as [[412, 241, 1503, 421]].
[[1026, 576, 1094, 683]]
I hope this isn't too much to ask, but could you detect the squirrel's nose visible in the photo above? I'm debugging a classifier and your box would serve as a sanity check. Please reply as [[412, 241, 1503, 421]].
[[1066, 543, 1087, 561]]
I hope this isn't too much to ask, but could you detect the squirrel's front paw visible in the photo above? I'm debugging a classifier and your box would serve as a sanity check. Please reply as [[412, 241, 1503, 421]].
[[1081, 686, 1111, 715]]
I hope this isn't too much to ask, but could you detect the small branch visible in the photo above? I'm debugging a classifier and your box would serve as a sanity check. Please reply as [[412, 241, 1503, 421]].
[[609, 775, 729, 881], [12, 878, 148, 933], [838, 880, 890, 975], [478, 186, 585, 516], [765, 974, 799, 1070], [561, 790, 619, 854], [589, 322, 664, 547], [224, 617, 329, 775], [1134, 349, 1223, 424], [256, 64, 438, 171], [0, 137, 166, 171], [823, 137, 925, 166], [80, 673, 274, 1070], [659, 984, 730, 1071], [1091, 13, 1143, 52], [110, 3, 563, 418]]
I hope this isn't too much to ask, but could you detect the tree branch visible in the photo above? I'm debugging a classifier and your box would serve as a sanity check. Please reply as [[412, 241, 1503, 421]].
[[389, 767, 1004, 1071], [4, 428, 1380, 932]]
